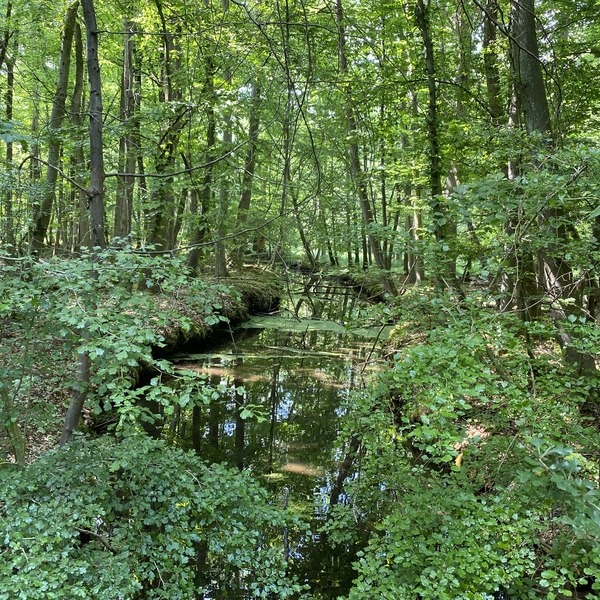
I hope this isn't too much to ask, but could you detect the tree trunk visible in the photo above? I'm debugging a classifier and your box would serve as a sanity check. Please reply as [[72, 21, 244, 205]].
[[510, 0, 552, 138], [336, 0, 396, 295], [292, 189, 317, 269], [3, 35, 16, 251], [147, 2, 184, 253], [233, 82, 261, 267], [0, 0, 13, 72], [414, 0, 456, 283], [59, 344, 91, 446], [188, 61, 216, 273], [114, 18, 137, 241], [509, 0, 594, 374], [483, 0, 504, 125], [82, 0, 106, 249], [70, 21, 90, 251], [30, 1, 79, 251], [215, 45, 232, 278]]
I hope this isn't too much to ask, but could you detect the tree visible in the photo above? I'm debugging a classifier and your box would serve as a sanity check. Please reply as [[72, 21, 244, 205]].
[[113, 17, 137, 241], [29, 1, 79, 251], [81, 0, 106, 249], [336, 0, 396, 294]]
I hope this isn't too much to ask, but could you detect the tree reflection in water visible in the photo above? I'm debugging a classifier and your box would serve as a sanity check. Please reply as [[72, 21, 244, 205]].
[[171, 278, 387, 599]]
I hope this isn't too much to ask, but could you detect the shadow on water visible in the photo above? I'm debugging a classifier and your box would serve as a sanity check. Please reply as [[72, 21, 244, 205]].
[[169, 275, 389, 599]]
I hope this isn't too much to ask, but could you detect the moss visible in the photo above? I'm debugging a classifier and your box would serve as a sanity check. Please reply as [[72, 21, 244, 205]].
[[229, 267, 281, 315]]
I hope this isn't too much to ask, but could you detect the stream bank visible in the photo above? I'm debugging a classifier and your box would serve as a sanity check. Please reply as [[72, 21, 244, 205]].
[[152, 268, 283, 356]]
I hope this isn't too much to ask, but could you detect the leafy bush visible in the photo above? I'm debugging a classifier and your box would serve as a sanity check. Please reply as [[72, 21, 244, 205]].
[[333, 294, 600, 599], [0, 249, 236, 459], [0, 436, 306, 599], [348, 472, 541, 600]]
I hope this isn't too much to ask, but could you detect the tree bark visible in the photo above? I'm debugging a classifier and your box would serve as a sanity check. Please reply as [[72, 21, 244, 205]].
[[508, 1, 594, 374], [414, 0, 456, 283], [59, 344, 91, 446], [233, 82, 261, 267], [188, 62, 216, 273], [510, 0, 551, 138], [147, 1, 185, 252], [482, 0, 504, 125], [336, 0, 396, 295], [3, 35, 16, 250], [0, 0, 12, 72], [70, 21, 90, 250]]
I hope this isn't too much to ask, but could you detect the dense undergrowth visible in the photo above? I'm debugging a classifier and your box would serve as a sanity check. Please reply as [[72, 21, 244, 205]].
[[2, 252, 600, 599], [0, 250, 280, 460], [0, 250, 303, 599], [330, 289, 600, 600]]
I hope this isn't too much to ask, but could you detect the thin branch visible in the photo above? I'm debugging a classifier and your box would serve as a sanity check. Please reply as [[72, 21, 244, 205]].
[[18, 155, 87, 193], [74, 526, 118, 554]]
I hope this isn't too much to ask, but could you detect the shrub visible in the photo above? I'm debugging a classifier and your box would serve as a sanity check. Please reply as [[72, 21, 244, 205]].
[[0, 435, 305, 599]]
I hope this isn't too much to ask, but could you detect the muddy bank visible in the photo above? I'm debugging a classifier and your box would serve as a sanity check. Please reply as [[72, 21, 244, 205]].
[[153, 269, 282, 357]]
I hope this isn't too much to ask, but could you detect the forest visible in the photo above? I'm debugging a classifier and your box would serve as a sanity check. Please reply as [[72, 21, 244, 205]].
[[1, 0, 600, 598]]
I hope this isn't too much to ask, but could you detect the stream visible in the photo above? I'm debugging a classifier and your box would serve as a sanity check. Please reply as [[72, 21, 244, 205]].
[[170, 275, 390, 598]]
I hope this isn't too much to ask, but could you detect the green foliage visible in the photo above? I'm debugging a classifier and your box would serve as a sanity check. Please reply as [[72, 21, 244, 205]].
[[0, 249, 238, 458], [348, 473, 541, 600], [329, 291, 600, 600], [0, 435, 306, 599]]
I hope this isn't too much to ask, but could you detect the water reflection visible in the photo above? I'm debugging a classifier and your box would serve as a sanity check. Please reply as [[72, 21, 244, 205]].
[[171, 278, 385, 598]]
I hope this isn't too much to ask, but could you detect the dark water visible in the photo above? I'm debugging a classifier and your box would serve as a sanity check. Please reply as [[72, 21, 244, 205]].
[[170, 276, 388, 598]]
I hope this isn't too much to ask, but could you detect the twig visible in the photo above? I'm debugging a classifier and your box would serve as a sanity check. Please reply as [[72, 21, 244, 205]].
[[360, 323, 387, 376], [74, 526, 117, 554]]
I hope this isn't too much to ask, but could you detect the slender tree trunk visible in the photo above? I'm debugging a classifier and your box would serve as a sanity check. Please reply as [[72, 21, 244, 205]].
[[404, 91, 425, 284], [415, 0, 456, 282], [292, 189, 317, 269], [59, 340, 91, 446], [214, 0, 232, 277], [233, 83, 260, 267], [59, 0, 106, 442], [215, 32, 231, 278], [483, 0, 504, 125], [336, 0, 396, 295], [188, 61, 216, 273], [147, 3, 184, 252], [406, 208, 423, 285], [0, 0, 13, 72], [170, 183, 187, 249], [132, 51, 147, 240], [30, 1, 79, 251], [70, 21, 90, 250], [30, 86, 41, 185], [271, 0, 295, 266], [378, 102, 394, 270], [82, 0, 106, 249], [114, 19, 137, 241], [3, 36, 16, 250]]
